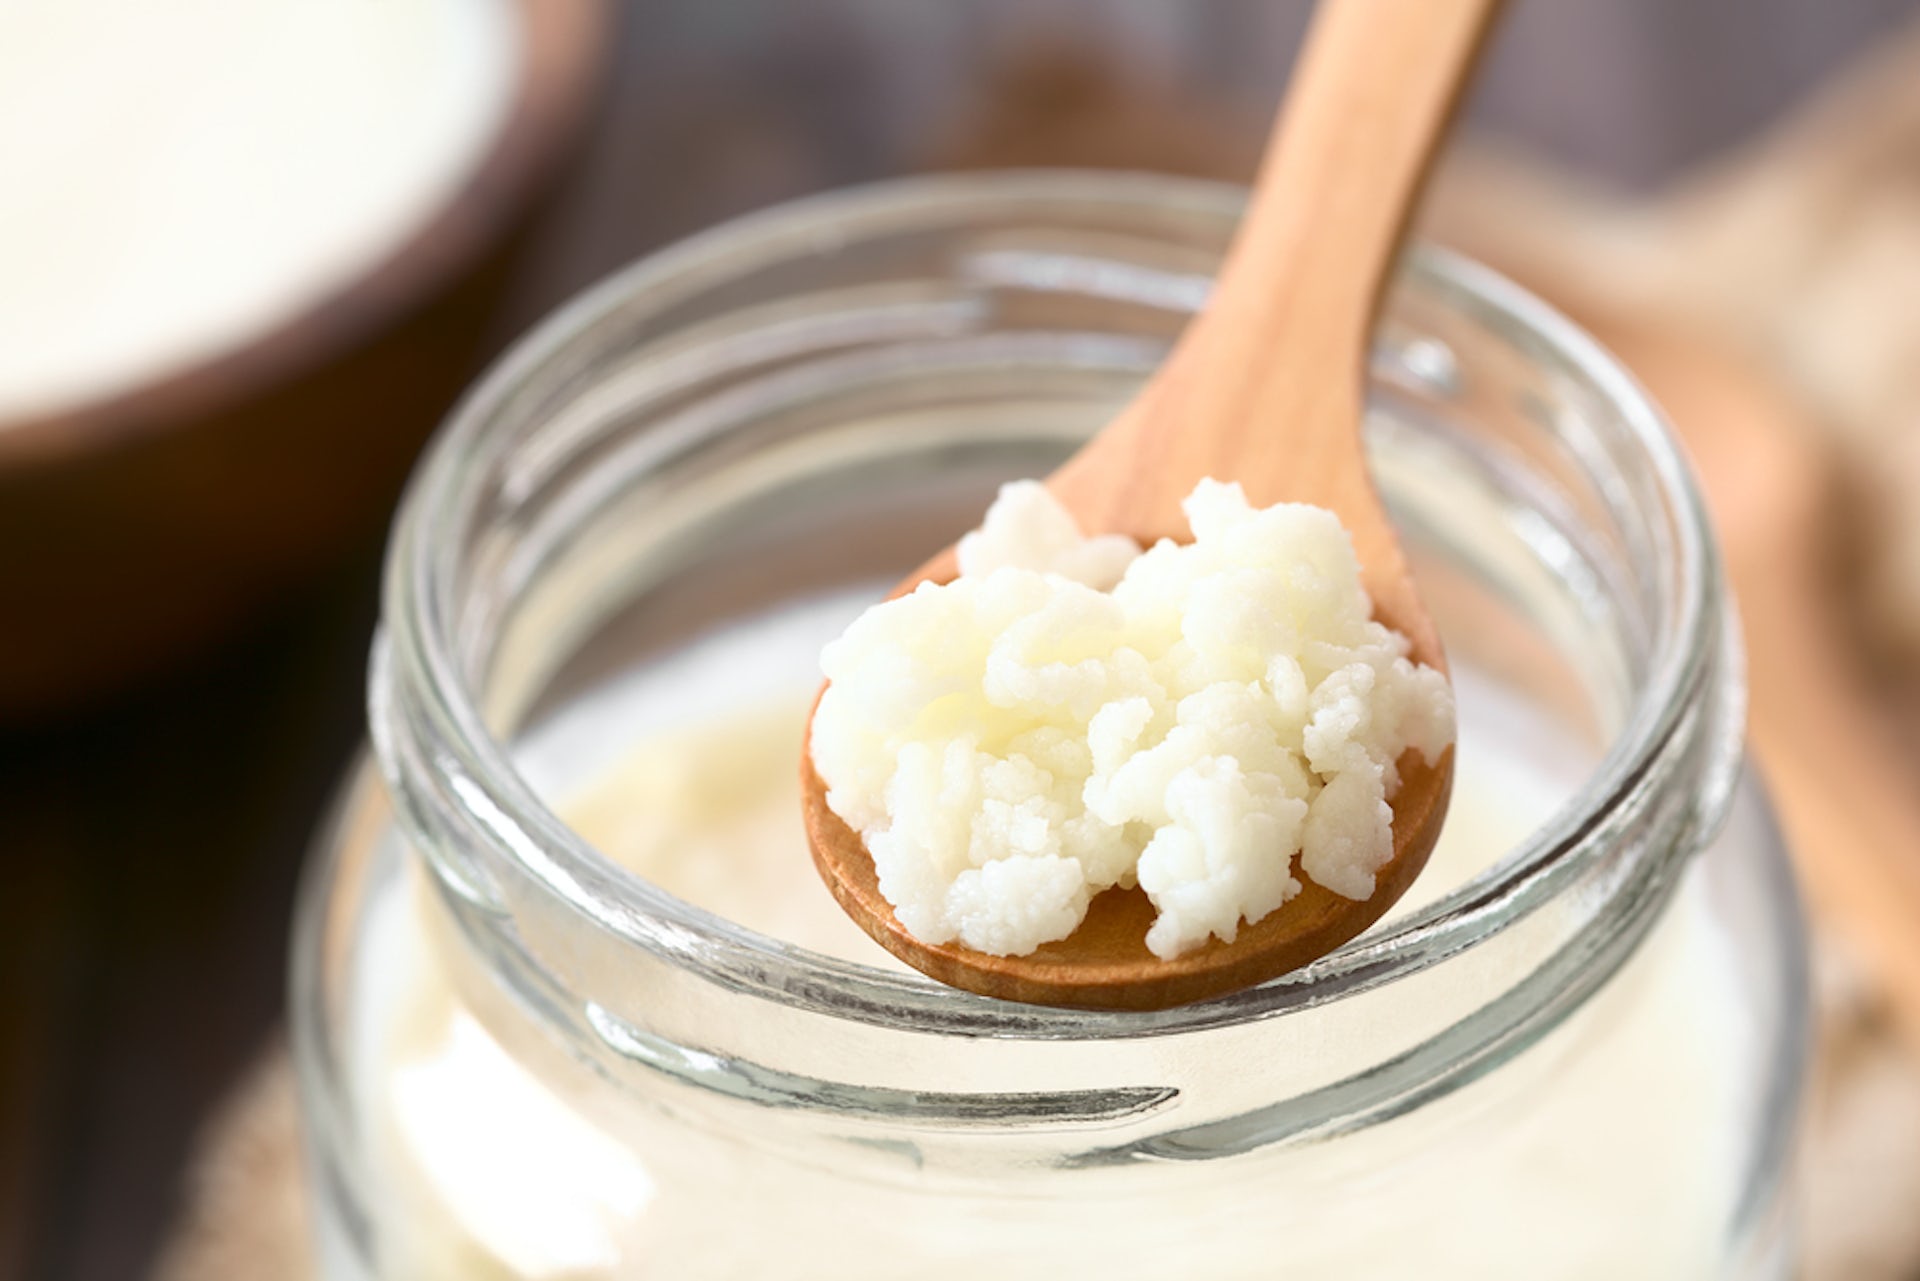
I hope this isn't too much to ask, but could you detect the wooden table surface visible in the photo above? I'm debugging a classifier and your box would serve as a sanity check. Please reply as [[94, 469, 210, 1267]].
[[3, 3, 1908, 1277]]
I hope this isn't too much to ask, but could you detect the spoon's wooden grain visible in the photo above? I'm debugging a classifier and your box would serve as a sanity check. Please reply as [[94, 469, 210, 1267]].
[[805, 0, 1501, 1009]]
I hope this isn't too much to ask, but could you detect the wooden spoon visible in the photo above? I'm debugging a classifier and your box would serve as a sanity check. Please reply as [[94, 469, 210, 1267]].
[[804, 0, 1500, 1010]]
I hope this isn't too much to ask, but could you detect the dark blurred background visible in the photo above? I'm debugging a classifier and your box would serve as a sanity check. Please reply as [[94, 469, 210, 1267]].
[[4, 2, 1919, 1278]]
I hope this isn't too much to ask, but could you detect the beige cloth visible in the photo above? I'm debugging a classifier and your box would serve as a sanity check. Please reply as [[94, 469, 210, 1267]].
[[1806, 945, 1920, 1277], [1425, 15, 1920, 682], [153, 1046, 311, 1281]]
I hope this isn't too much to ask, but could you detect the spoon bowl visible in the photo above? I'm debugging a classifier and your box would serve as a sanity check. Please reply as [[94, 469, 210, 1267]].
[[804, 732, 1451, 1010]]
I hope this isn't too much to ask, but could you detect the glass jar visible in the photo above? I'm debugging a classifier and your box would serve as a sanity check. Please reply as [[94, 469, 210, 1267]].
[[291, 172, 1809, 1280]]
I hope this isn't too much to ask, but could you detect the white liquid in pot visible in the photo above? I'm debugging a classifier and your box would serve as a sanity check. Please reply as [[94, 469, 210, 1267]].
[[0, 0, 517, 420]]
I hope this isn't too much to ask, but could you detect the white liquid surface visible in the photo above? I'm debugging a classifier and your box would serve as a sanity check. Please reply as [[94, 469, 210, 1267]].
[[0, 0, 517, 420], [346, 590, 1754, 1279]]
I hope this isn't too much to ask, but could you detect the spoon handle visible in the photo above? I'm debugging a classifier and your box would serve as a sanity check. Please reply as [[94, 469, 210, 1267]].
[[1219, 0, 1506, 359], [1055, 0, 1503, 665], [1123, 0, 1506, 423]]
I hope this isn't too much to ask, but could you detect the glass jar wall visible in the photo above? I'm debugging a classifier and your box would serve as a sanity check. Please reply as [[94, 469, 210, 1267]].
[[291, 173, 1808, 1280]]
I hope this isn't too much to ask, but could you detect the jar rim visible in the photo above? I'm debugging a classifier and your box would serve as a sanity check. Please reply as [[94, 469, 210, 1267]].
[[379, 169, 1732, 1038]]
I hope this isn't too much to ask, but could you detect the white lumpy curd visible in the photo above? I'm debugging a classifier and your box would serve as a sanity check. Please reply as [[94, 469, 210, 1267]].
[[809, 479, 1455, 959]]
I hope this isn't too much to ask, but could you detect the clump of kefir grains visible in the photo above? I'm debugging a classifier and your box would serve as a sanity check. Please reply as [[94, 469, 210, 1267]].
[[810, 479, 1454, 960]]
